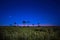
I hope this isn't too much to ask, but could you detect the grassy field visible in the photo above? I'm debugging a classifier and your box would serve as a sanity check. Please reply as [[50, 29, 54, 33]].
[[0, 26, 60, 40]]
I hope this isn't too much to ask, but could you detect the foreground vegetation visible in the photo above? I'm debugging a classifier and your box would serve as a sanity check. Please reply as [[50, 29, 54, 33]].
[[0, 26, 60, 40]]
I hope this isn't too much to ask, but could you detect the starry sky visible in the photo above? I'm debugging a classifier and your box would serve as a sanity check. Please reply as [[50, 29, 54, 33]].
[[0, 0, 60, 26]]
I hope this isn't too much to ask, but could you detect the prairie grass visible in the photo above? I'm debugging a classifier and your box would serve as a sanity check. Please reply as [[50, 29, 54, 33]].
[[0, 26, 60, 40]]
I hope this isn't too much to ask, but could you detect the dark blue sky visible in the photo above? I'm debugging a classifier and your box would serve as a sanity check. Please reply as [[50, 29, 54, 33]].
[[0, 0, 60, 26]]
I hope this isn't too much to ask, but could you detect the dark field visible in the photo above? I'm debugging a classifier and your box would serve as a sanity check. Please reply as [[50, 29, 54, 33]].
[[0, 26, 60, 40]]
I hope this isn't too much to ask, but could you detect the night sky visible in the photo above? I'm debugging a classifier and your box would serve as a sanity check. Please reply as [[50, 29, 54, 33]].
[[0, 0, 60, 26]]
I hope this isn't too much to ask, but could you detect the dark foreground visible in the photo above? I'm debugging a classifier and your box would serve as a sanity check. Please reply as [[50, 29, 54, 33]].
[[0, 26, 60, 40]]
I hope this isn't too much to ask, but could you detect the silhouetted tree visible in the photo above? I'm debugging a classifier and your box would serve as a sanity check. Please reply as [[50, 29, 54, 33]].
[[37, 23, 40, 27], [27, 21, 30, 27], [22, 20, 26, 27], [14, 22, 17, 27], [32, 24, 34, 27]]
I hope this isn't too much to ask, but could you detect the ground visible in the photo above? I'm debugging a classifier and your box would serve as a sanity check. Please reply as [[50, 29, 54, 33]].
[[0, 26, 60, 40]]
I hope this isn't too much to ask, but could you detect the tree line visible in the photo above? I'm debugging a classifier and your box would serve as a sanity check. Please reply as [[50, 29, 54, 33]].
[[10, 20, 40, 27]]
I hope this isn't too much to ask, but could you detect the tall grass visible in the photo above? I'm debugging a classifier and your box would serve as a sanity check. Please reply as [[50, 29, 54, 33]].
[[0, 27, 60, 40]]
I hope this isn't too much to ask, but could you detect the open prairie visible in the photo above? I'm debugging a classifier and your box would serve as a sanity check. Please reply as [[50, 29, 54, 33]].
[[0, 26, 60, 40]]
